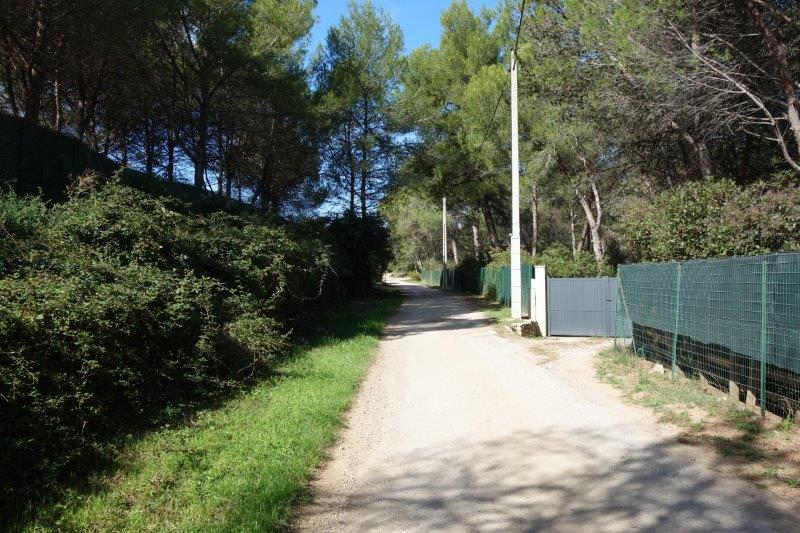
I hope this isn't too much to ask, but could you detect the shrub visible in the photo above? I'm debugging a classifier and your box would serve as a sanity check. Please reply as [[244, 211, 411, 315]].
[[536, 244, 614, 277], [325, 214, 392, 296], [487, 249, 535, 268], [616, 177, 800, 262], [488, 245, 611, 277], [0, 179, 337, 509]]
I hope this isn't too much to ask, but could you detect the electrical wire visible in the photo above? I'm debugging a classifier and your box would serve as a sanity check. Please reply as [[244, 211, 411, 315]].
[[473, 0, 528, 159]]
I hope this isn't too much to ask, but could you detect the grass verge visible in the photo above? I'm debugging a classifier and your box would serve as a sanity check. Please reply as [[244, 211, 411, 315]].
[[597, 345, 800, 497], [17, 290, 402, 532], [464, 294, 511, 324]]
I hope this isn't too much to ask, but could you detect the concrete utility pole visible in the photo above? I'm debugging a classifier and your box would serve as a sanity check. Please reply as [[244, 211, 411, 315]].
[[510, 50, 522, 319], [442, 196, 448, 267]]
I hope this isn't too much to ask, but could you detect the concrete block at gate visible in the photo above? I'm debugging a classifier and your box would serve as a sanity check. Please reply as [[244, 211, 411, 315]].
[[729, 380, 740, 402], [650, 363, 664, 375], [746, 389, 757, 407]]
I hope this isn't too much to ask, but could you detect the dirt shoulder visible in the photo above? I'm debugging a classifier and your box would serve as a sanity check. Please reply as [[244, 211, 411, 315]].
[[595, 346, 800, 503]]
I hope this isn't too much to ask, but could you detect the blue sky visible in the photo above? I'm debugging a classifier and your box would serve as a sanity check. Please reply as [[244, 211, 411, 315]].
[[308, 0, 500, 56]]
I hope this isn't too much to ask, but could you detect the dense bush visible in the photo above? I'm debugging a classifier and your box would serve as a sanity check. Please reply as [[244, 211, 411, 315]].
[[487, 249, 535, 268], [617, 177, 800, 262], [326, 214, 392, 296], [0, 177, 379, 508], [487, 246, 611, 277], [535, 244, 614, 277]]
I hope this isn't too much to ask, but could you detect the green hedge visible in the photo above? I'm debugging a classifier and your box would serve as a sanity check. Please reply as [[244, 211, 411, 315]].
[[0, 177, 385, 511]]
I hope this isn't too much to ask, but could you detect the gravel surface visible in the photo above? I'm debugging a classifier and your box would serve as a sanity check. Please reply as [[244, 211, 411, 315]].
[[296, 279, 798, 532]]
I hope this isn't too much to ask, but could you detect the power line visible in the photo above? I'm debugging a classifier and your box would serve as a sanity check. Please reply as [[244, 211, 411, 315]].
[[511, 0, 528, 60], [473, 0, 528, 159]]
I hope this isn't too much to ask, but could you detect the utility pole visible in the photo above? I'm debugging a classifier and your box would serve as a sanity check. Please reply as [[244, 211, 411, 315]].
[[510, 50, 522, 319], [442, 196, 448, 267]]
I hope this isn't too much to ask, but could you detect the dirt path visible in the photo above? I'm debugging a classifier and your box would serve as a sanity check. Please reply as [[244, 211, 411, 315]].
[[296, 280, 797, 532]]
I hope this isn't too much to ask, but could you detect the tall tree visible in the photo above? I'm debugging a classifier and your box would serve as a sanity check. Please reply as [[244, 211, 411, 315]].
[[392, 0, 512, 254], [316, 0, 404, 218]]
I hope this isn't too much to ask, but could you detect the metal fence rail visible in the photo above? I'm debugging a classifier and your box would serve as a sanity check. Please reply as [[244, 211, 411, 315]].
[[615, 252, 800, 417]]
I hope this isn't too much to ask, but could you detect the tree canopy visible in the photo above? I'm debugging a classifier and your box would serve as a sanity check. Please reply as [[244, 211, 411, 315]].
[[2, 0, 798, 268]]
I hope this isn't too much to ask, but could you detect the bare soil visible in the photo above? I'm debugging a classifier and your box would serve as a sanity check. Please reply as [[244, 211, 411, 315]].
[[595, 347, 800, 503]]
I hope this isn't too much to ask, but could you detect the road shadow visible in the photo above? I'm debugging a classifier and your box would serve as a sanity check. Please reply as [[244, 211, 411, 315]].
[[302, 428, 797, 532], [380, 282, 496, 340]]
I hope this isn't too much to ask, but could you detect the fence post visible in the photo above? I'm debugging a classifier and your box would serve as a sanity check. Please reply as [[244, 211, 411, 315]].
[[760, 260, 767, 417], [616, 270, 636, 356], [671, 262, 683, 380]]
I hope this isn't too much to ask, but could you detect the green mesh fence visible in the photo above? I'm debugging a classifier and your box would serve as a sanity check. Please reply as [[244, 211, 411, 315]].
[[420, 269, 443, 288], [615, 253, 800, 418], [421, 264, 532, 316]]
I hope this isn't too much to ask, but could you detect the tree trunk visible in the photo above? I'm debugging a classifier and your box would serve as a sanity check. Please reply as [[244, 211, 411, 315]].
[[451, 238, 459, 265], [145, 118, 154, 176], [671, 121, 712, 178], [575, 177, 605, 269], [3, 62, 19, 116], [587, 221, 604, 269], [166, 130, 175, 182], [746, 0, 800, 156], [53, 77, 62, 131], [472, 223, 481, 259], [345, 122, 356, 216], [76, 97, 87, 142], [569, 206, 577, 259], [120, 130, 128, 167], [261, 151, 272, 211], [360, 95, 369, 219], [695, 140, 713, 178], [216, 131, 224, 196], [23, 1, 46, 124], [193, 155, 205, 189], [483, 207, 500, 249], [194, 104, 208, 189], [579, 222, 590, 253]]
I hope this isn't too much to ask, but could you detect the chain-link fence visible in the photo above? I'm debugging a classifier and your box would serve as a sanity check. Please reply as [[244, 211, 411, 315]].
[[421, 264, 532, 316], [615, 253, 800, 418]]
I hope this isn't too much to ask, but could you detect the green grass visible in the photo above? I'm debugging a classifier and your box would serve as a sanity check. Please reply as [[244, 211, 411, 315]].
[[18, 292, 402, 532], [597, 346, 724, 421], [471, 297, 512, 324]]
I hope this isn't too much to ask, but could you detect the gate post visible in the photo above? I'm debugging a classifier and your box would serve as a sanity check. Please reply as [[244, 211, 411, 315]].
[[533, 265, 547, 336]]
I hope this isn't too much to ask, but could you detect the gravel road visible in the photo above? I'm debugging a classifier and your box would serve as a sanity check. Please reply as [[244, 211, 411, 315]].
[[296, 279, 797, 532]]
